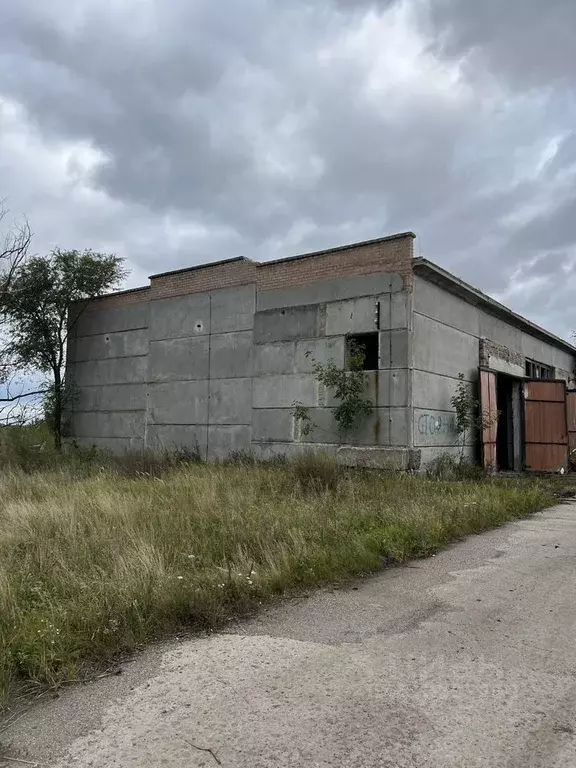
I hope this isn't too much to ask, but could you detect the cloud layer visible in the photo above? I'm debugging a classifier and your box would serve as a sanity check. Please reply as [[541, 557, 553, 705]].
[[0, 0, 574, 336]]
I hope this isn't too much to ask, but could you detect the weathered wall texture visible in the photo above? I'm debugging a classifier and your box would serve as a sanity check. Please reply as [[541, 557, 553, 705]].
[[67, 233, 575, 468], [67, 233, 416, 463], [412, 274, 575, 467]]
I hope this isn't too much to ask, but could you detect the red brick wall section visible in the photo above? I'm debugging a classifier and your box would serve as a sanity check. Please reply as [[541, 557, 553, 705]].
[[150, 259, 258, 300], [74, 233, 415, 311], [70, 287, 150, 315], [257, 234, 415, 292]]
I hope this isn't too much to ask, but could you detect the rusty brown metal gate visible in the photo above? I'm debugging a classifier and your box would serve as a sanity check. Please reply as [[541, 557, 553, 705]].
[[524, 380, 568, 473], [480, 369, 498, 470]]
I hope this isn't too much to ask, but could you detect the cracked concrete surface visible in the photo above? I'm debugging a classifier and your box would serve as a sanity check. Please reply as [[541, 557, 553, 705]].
[[2, 502, 576, 767]]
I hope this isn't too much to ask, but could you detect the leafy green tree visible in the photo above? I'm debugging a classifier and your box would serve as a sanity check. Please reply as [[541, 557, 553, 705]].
[[1, 249, 127, 450]]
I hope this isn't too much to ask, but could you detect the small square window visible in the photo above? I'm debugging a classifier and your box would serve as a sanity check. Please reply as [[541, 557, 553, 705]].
[[347, 333, 379, 371]]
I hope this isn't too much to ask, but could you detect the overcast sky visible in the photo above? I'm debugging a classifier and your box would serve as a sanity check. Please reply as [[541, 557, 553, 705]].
[[1, 0, 574, 338]]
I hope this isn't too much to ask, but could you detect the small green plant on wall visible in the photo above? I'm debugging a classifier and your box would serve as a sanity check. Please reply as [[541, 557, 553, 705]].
[[450, 373, 498, 460], [293, 341, 373, 441]]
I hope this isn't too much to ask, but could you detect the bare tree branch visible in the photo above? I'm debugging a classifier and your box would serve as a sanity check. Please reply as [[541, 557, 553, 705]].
[[0, 389, 49, 403], [0, 201, 32, 298]]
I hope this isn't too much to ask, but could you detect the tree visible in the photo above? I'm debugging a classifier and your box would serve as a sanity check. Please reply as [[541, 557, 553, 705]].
[[1, 248, 127, 450]]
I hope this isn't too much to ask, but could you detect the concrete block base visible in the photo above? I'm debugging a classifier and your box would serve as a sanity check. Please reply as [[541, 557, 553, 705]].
[[336, 445, 421, 471]]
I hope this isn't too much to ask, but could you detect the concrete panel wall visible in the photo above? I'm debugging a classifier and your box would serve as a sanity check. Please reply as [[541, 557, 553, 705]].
[[67, 302, 151, 451], [150, 294, 210, 340], [210, 332, 253, 378], [147, 380, 209, 425], [145, 285, 255, 459], [257, 272, 403, 311], [74, 304, 149, 337], [149, 337, 209, 382], [72, 355, 149, 387], [72, 329, 149, 362], [251, 275, 411, 454], [412, 273, 575, 470]]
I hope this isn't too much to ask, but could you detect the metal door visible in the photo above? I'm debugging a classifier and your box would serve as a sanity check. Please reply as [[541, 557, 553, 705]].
[[524, 380, 568, 472], [567, 392, 576, 452], [480, 369, 498, 470]]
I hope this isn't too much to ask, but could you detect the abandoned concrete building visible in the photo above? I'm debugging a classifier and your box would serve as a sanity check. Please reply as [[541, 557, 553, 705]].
[[66, 231, 576, 472]]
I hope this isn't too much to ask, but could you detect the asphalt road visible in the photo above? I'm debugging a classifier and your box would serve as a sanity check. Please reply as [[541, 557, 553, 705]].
[[2, 501, 576, 768]]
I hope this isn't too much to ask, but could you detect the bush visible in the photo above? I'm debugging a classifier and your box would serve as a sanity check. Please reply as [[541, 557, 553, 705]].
[[426, 453, 486, 481], [290, 451, 340, 492]]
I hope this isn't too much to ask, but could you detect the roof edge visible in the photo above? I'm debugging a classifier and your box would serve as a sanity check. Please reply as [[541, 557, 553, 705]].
[[413, 257, 576, 356], [149, 255, 253, 280]]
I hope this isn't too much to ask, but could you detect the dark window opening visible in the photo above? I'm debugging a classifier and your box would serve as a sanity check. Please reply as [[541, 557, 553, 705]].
[[347, 333, 379, 371], [525, 359, 554, 380]]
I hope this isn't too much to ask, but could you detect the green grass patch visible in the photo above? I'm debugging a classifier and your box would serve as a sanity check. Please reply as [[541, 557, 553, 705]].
[[0, 457, 557, 708]]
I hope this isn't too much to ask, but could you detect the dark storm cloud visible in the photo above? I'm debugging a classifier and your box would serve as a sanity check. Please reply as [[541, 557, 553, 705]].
[[0, 0, 575, 337]]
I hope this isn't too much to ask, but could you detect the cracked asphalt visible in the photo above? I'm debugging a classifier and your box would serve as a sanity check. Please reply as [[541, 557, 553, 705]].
[[2, 501, 576, 767]]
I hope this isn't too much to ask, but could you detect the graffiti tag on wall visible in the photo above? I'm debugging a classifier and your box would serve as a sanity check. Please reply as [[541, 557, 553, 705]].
[[417, 412, 457, 437]]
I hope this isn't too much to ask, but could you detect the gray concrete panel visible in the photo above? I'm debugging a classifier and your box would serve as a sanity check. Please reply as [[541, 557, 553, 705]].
[[72, 436, 144, 454], [71, 411, 145, 439], [74, 384, 146, 412], [379, 330, 410, 369], [251, 441, 337, 461], [390, 291, 410, 330], [73, 303, 149, 337], [254, 305, 322, 344], [149, 337, 209, 382], [209, 378, 252, 425], [253, 343, 296, 375], [413, 315, 478, 379], [210, 286, 255, 333], [146, 424, 208, 455], [256, 272, 402, 311], [413, 275, 479, 337], [72, 356, 148, 386], [337, 445, 417, 470], [479, 313, 523, 352], [419, 444, 475, 468], [210, 332, 253, 379], [412, 370, 472, 411], [361, 370, 410, 408], [298, 407, 404, 446], [149, 294, 210, 340], [253, 374, 317, 408], [73, 329, 148, 362], [520, 334, 556, 367], [252, 409, 294, 443], [147, 380, 209, 425], [295, 337, 345, 372], [413, 407, 474, 448], [325, 297, 379, 336], [208, 425, 251, 460]]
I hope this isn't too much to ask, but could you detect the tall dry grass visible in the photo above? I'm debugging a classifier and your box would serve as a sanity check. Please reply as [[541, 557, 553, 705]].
[[0, 457, 555, 707]]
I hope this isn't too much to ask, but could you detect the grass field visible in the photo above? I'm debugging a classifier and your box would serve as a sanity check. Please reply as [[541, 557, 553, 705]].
[[0, 447, 558, 709]]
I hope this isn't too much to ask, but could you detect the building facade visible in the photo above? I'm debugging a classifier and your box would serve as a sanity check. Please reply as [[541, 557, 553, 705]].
[[66, 232, 576, 471]]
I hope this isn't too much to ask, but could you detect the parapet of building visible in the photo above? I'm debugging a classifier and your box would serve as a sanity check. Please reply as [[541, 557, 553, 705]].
[[66, 232, 576, 471]]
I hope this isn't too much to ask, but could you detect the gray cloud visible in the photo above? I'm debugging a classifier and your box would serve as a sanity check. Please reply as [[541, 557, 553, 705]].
[[0, 0, 575, 338]]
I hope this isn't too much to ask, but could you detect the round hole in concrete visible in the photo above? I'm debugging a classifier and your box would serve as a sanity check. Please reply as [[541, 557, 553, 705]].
[[195, 322, 203, 333]]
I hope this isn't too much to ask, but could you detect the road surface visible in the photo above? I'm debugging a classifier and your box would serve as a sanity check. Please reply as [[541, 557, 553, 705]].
[[2, 500, 576, 768]]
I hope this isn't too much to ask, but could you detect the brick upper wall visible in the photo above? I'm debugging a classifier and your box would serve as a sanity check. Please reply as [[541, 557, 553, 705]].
[[257, 233, 415, 292], [76, 232, 416, 311], [150, 257, 258, 300], [71, 287, 150, 314]]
